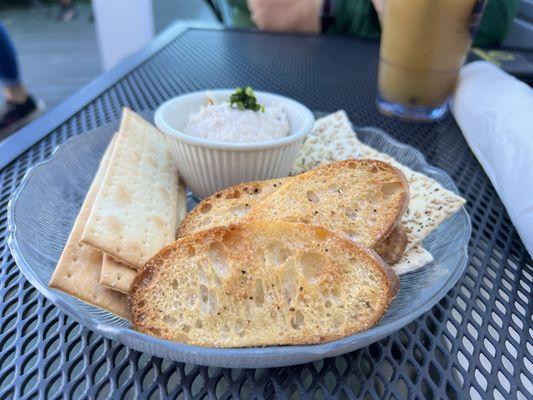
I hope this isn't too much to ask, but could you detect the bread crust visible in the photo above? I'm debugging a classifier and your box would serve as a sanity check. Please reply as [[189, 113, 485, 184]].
[[375, 224, 408, 265], [178, 160, 409, 254], [247, 159, 409, 249], [130, 221, 400, 347], [180, 186, 409, 265], [177, 178, 286, 238]]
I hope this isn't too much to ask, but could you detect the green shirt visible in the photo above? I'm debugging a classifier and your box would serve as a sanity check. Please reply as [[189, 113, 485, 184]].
[[226, 0, 520, 47]]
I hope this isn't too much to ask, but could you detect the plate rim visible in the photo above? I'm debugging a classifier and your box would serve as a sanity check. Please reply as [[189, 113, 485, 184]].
[[7, 122, 471, 368]]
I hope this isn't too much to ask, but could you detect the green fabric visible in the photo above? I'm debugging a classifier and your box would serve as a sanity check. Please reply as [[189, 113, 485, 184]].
[[475, 0, 521, 46], [229, 0, 255, 28], [329, 0, 381, 40], [225, 0, 519, 46]]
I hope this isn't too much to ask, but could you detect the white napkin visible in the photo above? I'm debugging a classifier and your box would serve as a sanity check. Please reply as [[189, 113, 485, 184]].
[[451, 61, 533, 257]]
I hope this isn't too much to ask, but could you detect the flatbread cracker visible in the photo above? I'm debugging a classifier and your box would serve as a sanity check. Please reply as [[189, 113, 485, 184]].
[[291, 110, 361, 175], [100, 180, 189, 293], [81, 109, 179, 269], [49, 138, 130, 319], [392, 245, 434, 275], [100, 256, 136, 294], [359, 143, 466, 250], [176, 179, 188, 230]]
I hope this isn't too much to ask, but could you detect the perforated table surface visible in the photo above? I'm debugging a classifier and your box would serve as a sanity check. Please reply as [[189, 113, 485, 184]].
[[1, 26, 532, 399]]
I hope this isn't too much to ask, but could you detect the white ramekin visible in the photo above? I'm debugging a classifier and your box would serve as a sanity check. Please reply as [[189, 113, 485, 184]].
[[155, 89, 315, 198]]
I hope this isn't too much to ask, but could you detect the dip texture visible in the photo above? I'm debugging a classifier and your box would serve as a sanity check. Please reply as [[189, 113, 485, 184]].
[[185, 102, 290, 143]]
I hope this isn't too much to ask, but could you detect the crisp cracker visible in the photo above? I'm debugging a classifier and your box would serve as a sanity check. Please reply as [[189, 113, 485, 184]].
[[100, 256, 136, 294], [291, 110, 361, 175], [359, 143, 466, 250], [49, 138, 130, 319], [100, 180, 188, 293], [176, 179, 188, 229], [81, 109, 179, 269], [392, 245, 434, 275]]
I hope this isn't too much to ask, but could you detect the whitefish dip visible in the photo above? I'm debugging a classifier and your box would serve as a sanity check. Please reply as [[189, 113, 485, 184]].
[[185, 101, 290, 143]]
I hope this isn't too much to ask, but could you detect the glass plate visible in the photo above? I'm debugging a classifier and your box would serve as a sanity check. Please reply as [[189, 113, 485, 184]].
[[7, 119, 471, 368]]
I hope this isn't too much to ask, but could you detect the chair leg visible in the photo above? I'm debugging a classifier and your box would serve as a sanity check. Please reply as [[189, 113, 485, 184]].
[[203, 0, 223, 22]]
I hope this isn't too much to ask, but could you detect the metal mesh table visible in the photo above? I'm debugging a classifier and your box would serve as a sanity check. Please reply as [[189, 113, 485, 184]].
[[0, 26, 531, 399]]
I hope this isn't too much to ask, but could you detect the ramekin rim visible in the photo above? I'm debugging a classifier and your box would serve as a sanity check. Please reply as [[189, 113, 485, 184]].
[[154, 89, 315, 151]]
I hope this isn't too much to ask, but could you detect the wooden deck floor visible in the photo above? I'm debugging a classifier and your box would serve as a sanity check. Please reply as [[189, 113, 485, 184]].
[[0, 3, 100, 110]]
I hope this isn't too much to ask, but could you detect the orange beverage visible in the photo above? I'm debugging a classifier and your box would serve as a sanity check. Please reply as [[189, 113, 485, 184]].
[[376, 0, 486, 121]]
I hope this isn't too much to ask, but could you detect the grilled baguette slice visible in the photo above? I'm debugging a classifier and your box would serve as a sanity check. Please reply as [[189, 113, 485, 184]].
[[180, 178, 406, 263], [246, 159, 409, 249], [375, 225, 408, 265], [130, 221, 399, 347], [178, 161, 409, 262], [176, 178, 286, 238]]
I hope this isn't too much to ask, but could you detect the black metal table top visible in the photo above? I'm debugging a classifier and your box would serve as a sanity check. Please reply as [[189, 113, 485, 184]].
[[0, 25, 531, 399]]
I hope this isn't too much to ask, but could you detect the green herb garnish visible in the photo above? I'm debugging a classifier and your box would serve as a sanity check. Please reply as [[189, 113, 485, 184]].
[[229, 87, 265, 112]]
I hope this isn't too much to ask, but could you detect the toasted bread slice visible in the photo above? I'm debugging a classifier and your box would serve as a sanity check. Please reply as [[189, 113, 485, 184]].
[[177, 178, 285, 238], [180, 194, 407, 267], [130, 221, 399, 347], [359, 143, 465, 250], [246, 159, 409, 249], [374, 225, 408, 265], [178, 161, 409, 261], [179, 184, 408, 265]]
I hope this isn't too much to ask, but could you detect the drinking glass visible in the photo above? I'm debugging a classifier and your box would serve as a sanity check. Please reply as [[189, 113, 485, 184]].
[[376, 0, 487, 121]]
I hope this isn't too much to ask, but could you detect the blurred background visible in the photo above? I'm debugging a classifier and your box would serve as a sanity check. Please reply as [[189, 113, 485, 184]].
[[0, 0, 220, 111], [1, 0, 532, 143]]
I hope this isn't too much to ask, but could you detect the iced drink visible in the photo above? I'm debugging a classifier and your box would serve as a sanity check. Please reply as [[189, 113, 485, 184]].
[[377, 0, 486, 121]]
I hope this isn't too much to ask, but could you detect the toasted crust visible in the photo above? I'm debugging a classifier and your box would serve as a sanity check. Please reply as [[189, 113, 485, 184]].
[[359, 143, 465, 250], [177, 178, 286, 238], [178, 160, 409, 254], [129, 221, 399, 347], [375, 225, 408, 265], [247, 159, 409, 249], [181, 186, 408, 264]]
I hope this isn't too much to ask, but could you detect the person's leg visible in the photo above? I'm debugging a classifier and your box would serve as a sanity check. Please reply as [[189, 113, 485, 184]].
[[57, 0, 77, 22], [0, 22, 28, 103], [0, 23, 44, 136]]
